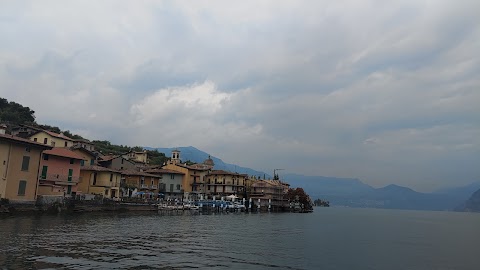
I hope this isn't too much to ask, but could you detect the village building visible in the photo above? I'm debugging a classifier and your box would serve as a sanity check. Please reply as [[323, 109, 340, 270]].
[[70, 145, 98, 167], [29, 130, 74, 148], [124, 150, 148, 164], [162, 149, 213, 198], [144, 168, 185, 200], [72, 139, 95, 152], [78, 165, 121, 199], [249, 179, 290, 210], [122, 170, 162, 198], [37, 147, 83, 197], [0, 126, 52, 203], [204, 170, 247, 199], [98, 155, 136, 171]]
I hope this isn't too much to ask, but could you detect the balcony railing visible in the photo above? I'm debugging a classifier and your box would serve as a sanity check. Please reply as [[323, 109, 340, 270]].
[[140, 184, 149, 189], [40, 173, 80, 183], [151, 185, 158, 189]]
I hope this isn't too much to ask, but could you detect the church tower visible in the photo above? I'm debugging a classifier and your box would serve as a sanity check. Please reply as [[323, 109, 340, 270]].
[[171, 149, 181, 164]]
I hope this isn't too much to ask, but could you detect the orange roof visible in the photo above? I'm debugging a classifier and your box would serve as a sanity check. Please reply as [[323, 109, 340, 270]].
[[121, 170, 161, 178], [145, 168, 185, 175], [0, 133, 53, 149], [81, 165, 121, 173], [43, 147, 84, 160]]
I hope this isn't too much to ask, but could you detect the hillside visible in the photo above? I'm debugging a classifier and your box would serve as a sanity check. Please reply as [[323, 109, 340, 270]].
[[457, 188, 480, 212]]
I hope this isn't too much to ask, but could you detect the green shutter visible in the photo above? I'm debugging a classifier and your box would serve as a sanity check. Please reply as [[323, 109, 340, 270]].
[[68, 169, 73, 182], [41, 166, 48, 179]]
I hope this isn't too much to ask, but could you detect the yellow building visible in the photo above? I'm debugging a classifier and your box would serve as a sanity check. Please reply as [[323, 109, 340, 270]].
[[0, 132, 52, 203], [29, 130, 74, 148], [204, 170, 247, 199], [125, 150, 148, 164], [70, 145, 97, 167], [78, 165, 121, 199], [162, 149, 213, 197]]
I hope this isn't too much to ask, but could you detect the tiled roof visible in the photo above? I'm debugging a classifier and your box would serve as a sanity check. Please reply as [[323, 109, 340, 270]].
[[145, 168, 185, 175], [44, 147, 84, 160], [121, 170, 161, 178], [208, 170, 242, 176], [41, 130, 74, 141], [81, 165, 121, 173], [175, 163, 211, 170], [0, 133, 53, 149]]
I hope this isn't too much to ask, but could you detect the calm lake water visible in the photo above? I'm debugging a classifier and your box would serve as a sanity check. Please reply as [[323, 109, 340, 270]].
[[1, 208, 479, 270]]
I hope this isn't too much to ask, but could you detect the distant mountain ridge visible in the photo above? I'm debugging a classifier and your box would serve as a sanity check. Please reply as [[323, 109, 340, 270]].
[[146, 145, 478, 211]]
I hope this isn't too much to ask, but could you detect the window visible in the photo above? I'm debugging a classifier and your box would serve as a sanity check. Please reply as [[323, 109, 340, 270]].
[[18, 180, 27, 196], [80, 160, 85, 166], [90, 159, 94, 165], [170, 174, 174, 179], [33, 138, 37, 142], [70, 158, 74, 164], [43, 138, 47, 144], [110, 173, 113, 182], [21, 156, 30, 171], [176, 184, 181, 190], [105, 190, 109, 196], [121, 159, 124, 164], [41, 166, 48, 179], [64, 141, 68, 147], [68, 169, 73, 182], [51, 141, 56, 147], [170, 184, 174, 192], [140, 177, 145, 185], [25, 147, 30, 152], [43, 154, 49, 160], [93, 173, 97, 185]]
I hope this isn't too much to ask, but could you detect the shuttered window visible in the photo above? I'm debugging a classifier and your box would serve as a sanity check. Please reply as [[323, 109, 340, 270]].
[[18, 180, 27, 196]]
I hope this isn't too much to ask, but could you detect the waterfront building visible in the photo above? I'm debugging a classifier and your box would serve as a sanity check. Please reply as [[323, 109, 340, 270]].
[[162, 150, 213, 198], [144, 168, 185, 200], [249, 179, 290, 210], [122, 170, 161, 198], [78, 165, 122, 199], [37, 147, 83, 197], [204, 170, 247, 199], [29, 130, 74, 148], [0, 130, 52, 203]]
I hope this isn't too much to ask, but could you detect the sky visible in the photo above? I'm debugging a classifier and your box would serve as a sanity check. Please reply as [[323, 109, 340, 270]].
[[1, 1, 479, 192]]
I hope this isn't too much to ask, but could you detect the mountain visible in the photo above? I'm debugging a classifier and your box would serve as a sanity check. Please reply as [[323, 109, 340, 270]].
[[146, 146, 268, 177], [284, 175, 471, 211], [456, 188, 480, 212]]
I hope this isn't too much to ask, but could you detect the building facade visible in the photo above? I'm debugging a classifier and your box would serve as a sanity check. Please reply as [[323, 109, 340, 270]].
[[78, 165, 122, 199], [37, 148, 83, 197], [0, 133, 52, 203]]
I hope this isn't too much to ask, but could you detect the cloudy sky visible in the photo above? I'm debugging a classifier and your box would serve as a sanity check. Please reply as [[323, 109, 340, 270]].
[[1, 1, 479, 191]]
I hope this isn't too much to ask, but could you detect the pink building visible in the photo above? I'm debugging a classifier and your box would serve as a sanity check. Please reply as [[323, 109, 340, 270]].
[[37, 147, 83, 197]]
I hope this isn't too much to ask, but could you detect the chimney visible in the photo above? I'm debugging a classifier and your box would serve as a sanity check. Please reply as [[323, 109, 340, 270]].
[[0, 124, 6, 135]]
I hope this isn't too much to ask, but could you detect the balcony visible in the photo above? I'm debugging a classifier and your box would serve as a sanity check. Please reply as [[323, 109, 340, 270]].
[[150, 185, 158, 189], [40, 173, 80, 184], [140, 184, 149, 189]]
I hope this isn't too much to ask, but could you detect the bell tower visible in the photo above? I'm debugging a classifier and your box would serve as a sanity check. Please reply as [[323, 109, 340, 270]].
[[171, 149, 181, 164]]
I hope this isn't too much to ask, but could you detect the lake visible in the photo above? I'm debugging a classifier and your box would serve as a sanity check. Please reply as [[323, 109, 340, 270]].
[[1, 208, 479, 269]]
